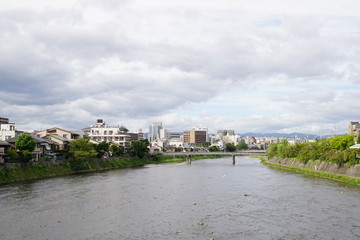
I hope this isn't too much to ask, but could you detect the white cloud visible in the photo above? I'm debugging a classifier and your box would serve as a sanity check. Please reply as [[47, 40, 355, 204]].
[[1, 0, 359, 134]]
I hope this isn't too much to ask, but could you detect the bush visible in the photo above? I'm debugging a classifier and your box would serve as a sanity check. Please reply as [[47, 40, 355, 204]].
[[6, 149, 19, 162], [209, 146, 220, 152]]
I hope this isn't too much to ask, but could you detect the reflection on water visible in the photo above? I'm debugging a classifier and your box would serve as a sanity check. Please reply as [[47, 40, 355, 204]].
[[0, 157, 359, 240]]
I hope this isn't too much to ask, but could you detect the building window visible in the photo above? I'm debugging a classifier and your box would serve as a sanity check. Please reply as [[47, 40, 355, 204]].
[[109, 131, 113, 135], [104, 131, 107, 135]]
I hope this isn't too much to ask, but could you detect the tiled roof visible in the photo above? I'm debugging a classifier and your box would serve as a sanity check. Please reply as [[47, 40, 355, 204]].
[[0, 140, 10, 146]]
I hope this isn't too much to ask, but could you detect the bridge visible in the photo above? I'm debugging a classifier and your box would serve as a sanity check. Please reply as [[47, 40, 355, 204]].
[[162, 150, 267, 164]]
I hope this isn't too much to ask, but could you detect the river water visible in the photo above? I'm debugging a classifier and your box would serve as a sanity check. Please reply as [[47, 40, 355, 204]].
[[0, 157, 360, 240]]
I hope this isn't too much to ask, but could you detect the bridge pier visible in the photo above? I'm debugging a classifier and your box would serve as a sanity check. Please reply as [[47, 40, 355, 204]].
[[186, 155, 192, 164], [232, 155, 236, 165]]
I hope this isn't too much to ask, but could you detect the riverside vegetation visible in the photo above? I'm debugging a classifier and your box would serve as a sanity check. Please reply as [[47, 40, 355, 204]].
[[0, 137, 223, 184], [264, 134, 360, 185], [267, 134, 360, 165]]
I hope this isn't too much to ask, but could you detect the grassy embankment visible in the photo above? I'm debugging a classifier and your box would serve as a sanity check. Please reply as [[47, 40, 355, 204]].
[[260, 157, 360, 186], [0, 157, 145, 184], [0, 154, 224, 184]]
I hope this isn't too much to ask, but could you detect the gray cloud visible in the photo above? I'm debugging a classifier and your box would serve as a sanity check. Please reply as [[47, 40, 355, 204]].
[[1, 0, 360, 133]]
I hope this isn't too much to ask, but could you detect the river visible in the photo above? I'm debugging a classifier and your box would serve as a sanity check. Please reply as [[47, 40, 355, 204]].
[[0, 157, 359, 240]]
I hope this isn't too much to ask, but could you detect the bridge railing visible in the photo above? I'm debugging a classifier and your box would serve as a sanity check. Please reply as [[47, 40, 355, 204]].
[[161, 150, 267, 156]]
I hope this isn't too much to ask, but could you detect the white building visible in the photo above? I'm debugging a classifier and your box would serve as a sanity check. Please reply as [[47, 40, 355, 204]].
[[159, 128, 169, 140], [0, 118, 16, 141], [222, 135, 240, 145], [148, 122, 163, 142], [86, 119, 131, 148], [167, 138, 185, 148]]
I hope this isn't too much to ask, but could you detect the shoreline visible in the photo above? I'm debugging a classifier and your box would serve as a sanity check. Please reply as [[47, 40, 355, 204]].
[[262, 157, 360, 186], [0, 155, 224, 185]]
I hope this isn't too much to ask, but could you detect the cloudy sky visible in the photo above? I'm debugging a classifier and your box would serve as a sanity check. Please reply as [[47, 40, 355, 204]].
[[1, 0, 359, 134]]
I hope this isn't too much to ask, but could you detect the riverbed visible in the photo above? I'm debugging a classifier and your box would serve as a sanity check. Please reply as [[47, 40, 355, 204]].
[[0, 157, 359, 239]]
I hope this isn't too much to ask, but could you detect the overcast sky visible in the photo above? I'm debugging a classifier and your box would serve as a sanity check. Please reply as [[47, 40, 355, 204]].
[[1, 0, 359, 134]]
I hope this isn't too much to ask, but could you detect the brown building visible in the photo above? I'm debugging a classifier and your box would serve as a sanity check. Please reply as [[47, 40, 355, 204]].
[[183, 130, 207, 144], [34, 127, 83, 140]]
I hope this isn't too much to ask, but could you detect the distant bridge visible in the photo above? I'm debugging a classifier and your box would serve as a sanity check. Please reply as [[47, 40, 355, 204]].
[[162, 150, 267, 164], [163, 150, 267, 157]]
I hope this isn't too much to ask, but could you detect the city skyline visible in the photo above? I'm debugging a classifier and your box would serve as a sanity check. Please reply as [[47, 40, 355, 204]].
[[1, 0, 359, 134]]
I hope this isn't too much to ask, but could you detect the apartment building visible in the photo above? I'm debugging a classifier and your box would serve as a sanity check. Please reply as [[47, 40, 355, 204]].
[[86, 119, 131, 148]]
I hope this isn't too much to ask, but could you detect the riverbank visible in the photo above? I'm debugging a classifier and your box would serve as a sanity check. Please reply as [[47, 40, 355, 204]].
[[0, 157, 146, 184], [0, 154, 224, 184], [262, 157, 360, 186]]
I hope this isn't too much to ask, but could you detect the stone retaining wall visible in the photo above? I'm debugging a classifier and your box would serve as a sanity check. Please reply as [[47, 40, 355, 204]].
[[0, 159, 70, 169], [269, 157, 360, 178]]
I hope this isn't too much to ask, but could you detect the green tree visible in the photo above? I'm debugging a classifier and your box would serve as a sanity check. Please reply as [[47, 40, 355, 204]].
[[225, 143, 236, 152], [129, 139, 150, 159], [267, 143, 278, 158], [236, 141, 248, 150], [357, 134, 360, 144], [209, 146, 220, 152], [16, 134, 36, 152], [69, 138, 97, 169], [110, 145, 123, 157], [95, 141, 109, 158], [15, 134, 36, 162], [329, 135, 354, 151], [276, 139, 289, 157]]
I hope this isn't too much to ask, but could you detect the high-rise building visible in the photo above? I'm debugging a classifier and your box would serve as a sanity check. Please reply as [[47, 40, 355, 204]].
[[183, 130, 207, 144], [159, 128, 169, 139], [217, 130, 235, 136], [194, 126, 208, 142], [148, 122, 163, 142]]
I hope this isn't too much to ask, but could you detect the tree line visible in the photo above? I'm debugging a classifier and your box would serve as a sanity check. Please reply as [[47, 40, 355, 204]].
[[267, 135, 360, 166], [7, 135, 150, 165]]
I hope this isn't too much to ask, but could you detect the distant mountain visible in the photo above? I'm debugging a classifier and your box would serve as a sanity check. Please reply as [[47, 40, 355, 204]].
[[239, 132, 332, 139]]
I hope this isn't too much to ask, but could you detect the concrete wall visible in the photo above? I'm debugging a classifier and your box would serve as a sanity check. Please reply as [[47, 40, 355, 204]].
[[269, 157, 360, 178]]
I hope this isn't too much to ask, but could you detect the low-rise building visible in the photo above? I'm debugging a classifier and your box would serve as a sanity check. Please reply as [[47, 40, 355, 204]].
[[6, 134, 56, 161], [42, 134, 70, 151], [34, 127, 83, 140], [0, 140, 11, 164]]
